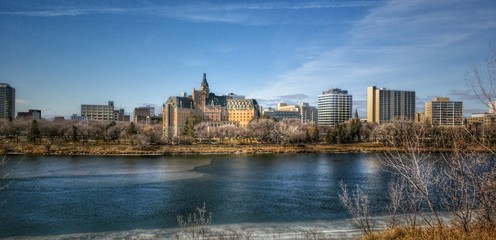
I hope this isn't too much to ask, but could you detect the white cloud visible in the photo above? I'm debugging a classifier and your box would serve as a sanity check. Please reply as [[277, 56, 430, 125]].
[[15, 99, 28, 104], [249, 0, 496, 111]]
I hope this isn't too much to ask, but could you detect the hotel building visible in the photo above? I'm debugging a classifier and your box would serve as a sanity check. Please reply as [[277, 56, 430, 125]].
[[317, 88, 352, 126], [163, 73, 259, 138]]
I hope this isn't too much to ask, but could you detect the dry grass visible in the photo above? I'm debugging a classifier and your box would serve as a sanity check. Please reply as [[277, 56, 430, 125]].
[[362, 225, 496, 240]]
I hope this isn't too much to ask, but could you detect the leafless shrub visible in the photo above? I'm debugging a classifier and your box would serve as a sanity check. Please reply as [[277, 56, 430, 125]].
[[175, 203, 213, 239], [339, 181, 373, 235], [301, 229, 329, 239]]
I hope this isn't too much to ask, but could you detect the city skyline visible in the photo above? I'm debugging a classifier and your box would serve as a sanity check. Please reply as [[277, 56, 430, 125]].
[[1, 0, 496, 118]]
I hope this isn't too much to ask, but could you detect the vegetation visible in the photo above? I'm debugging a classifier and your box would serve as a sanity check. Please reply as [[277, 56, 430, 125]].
[[339, 121, 496, 239]]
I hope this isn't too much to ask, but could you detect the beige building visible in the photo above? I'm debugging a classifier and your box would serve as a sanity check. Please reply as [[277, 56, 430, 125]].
[[163, 73, 259, 138], [367, 86, 416, 124], [81, 101, 117, 121], [425, 97, 463, 126], [227, 99, 260, 127], [467, 113, 495, 126], [263, 102, 317, 123]]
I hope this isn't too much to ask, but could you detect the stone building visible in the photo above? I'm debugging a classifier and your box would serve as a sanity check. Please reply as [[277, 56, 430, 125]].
[[163, 73, 259, 139]]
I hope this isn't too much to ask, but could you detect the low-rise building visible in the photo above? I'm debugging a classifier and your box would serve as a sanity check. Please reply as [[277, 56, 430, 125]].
[[81, 101, 129, 122], [134, 106, 161, 124], [17, 109, 41, 120], [262, 102, 317, 123], [467, 113, 496, 126]]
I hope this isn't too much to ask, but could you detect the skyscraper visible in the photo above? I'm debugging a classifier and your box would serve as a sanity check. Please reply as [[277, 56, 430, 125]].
[[0, 83, 15, 120], [317, 88, 352, 126], [425, 97, 463, 126], [367, 86, 415, 124]]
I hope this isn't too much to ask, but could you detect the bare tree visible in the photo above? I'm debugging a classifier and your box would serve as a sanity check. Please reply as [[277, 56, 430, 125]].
[[339, 181, 373, 235], [380, 121, 443, 228], [466, 48, 496, 112]]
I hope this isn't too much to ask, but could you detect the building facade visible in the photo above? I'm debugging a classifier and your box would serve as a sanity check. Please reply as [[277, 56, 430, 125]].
[[262, 102, 317, 124], [317, 88, 352, 126], [367, 86, 416, 124], [467, 113, 496, 126], [81, 101, 117, 121], [163, 73, 259, 138], [134, 106, 159, 124], [0, 83, 15, 120], [227, 99, 260, 128], [425, 97, 463, 126], [17, 109, 41, 120]]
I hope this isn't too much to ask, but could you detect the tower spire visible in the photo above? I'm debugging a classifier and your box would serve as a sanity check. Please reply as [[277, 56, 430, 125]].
[[200, 73, 209, 92]]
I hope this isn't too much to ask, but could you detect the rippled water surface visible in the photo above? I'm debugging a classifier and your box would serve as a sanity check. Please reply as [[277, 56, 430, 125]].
[[0, 153, 391, 238]]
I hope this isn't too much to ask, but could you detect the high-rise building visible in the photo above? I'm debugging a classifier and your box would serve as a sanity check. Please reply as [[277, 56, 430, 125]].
[[425, 97, 463, 126], [163, 73, 259, 139], [367, 86, 415, 124], [317, 88, 352, 126], [0, 83, 15, 120]]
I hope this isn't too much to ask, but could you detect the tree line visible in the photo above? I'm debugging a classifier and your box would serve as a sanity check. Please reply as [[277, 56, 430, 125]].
[[4, 117, 496, 148], [0, 119, 163, 149]]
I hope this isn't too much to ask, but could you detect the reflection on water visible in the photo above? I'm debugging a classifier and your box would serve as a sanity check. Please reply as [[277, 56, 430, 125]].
[[0, 153, 391, 238]]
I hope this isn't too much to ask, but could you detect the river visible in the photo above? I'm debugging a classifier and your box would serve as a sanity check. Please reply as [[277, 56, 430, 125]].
[[0, 153, 392, 239]]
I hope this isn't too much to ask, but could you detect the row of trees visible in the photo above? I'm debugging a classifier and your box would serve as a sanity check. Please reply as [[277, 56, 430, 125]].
[[6, 116, 496, 147], [0, 119, 163, 149]]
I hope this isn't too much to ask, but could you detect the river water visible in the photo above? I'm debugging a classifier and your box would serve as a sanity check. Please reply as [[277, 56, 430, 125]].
[[0, 153, 393, 239]]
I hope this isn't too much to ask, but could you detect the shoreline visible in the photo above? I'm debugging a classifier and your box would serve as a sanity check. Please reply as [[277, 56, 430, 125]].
[[3, 142, 493, 156]]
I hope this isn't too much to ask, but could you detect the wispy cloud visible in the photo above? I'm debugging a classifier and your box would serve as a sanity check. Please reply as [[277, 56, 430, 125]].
[[15, 99, 28, 104], [249, 0, 496, 112], [0, 7, 128, 17], [0, 1, 378, 25], [447, 89, 479, 102]]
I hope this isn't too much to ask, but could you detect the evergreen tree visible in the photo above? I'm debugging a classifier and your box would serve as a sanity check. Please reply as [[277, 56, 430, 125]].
[[27, 119, 41, 143], [71, 125, 78, 142], [181, 116, 203, 137], [312, 126, 320, 142], [127, 122, 137, 136]]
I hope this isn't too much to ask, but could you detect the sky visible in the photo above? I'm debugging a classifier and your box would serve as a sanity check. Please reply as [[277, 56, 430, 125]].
[[1, 0, 495, 119]]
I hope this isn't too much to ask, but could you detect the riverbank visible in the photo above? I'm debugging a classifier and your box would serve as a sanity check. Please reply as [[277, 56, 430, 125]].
[[3, 141, 492, 156]]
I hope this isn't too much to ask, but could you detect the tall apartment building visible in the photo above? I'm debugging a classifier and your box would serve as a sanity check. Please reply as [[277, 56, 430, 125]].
[[0, 83, 15, 120], [317, 88, 352, 126], [425, 97, 463, 126], [81, 101, 117, 121], [163, 73, 259, 138], [367, 86, 415, 124]]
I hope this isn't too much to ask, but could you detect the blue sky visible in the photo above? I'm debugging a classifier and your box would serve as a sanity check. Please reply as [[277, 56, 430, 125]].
[[1, 0, 495, 118]]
